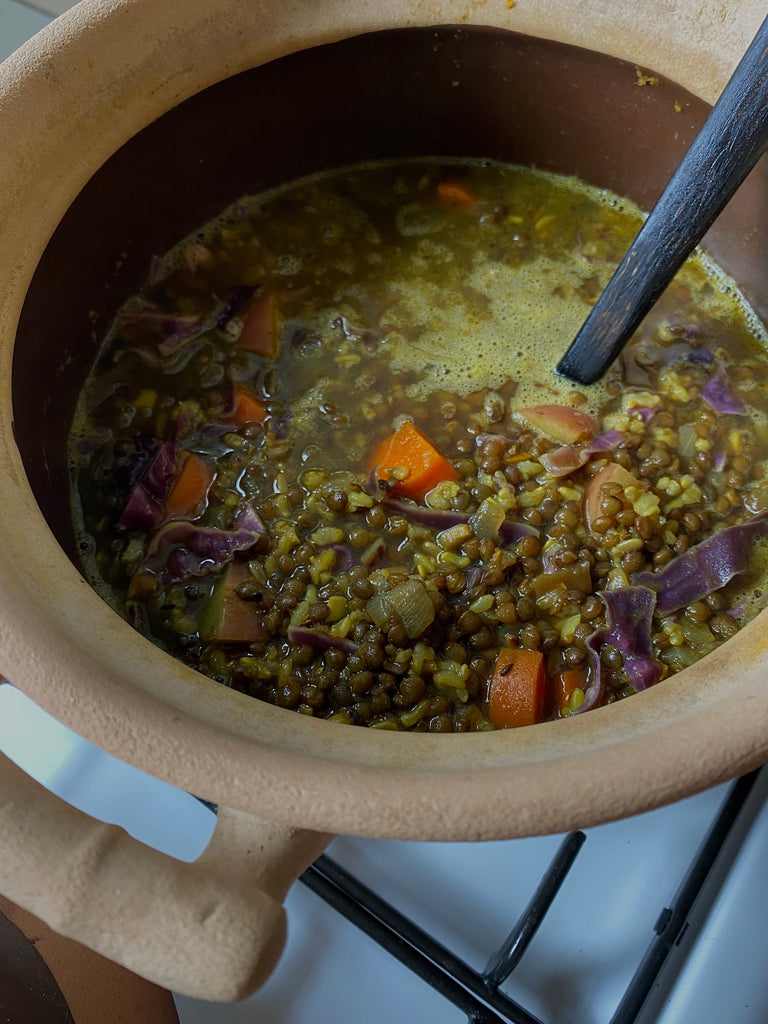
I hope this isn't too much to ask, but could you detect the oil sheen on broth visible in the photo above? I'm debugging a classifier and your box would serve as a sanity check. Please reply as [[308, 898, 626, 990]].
[[70, 159, 768, 732]]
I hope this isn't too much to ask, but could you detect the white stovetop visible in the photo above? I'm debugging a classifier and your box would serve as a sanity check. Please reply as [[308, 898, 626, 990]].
[[3, 7, 768, 1023], [2, 680, 768, 1024], [0, 1, 49, 59]]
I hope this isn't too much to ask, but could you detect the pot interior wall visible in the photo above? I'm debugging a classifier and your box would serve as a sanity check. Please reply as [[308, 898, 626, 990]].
[[13, 24, 768, 561]]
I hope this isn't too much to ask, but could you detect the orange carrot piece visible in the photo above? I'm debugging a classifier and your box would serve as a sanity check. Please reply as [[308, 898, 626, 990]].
[[368, 421, 459, 501], [164, 452, 215, 521], [583, 461, 641, 531], [551, 667, 587, 714], [229, 383, 268, 429], [436, 180, 477, 208], [238, 291, 280, 358], [488, 648, 546, 729]]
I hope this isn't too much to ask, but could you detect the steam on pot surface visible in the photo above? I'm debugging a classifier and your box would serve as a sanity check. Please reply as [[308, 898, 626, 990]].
[[68, 156, 768, 732]]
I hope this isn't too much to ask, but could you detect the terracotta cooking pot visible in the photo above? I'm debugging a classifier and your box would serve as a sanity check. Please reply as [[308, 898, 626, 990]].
[[1, 0, 767, 1003]]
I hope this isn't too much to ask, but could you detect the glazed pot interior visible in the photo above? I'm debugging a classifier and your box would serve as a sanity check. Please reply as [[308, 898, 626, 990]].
[[15, 24, 768, 554]]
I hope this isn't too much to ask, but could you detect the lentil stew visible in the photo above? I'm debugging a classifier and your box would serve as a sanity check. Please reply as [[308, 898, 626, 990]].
[[70, 158, 768, 732]]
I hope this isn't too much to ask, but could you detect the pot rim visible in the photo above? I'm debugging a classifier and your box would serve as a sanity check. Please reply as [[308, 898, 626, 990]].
[[0, 0, 766, 841]]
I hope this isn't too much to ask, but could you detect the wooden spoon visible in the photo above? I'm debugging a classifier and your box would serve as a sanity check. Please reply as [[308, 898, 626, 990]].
[[556, 14, 768, 386]]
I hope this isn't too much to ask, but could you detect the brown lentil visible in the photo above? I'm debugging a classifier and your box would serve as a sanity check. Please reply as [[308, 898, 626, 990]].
[[709, 614, 739, 640]]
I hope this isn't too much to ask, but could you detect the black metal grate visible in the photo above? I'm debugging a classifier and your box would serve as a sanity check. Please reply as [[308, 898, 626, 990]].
[[300, 770, 761, 1024]]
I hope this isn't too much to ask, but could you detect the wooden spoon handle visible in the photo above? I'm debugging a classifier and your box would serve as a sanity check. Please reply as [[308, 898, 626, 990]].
[[557, 14, 768, 385]]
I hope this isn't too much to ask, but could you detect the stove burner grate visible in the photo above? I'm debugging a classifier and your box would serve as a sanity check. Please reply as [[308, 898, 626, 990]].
[[301, 770, 760, 1024]]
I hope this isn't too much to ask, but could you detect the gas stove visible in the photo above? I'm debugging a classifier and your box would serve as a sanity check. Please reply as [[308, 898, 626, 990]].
[[3, 6, 768, 1022], [2, 679, 768, 1024]]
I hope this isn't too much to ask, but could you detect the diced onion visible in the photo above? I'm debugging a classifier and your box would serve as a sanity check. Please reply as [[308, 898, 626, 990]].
[[469, 497, 506, 539], [366, 579, 435, 639], [677, 422, 697, 459], [366, 591, 393, 630]]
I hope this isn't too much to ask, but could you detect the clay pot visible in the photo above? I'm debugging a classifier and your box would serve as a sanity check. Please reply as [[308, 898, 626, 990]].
[[1, 0, 767, 1004]]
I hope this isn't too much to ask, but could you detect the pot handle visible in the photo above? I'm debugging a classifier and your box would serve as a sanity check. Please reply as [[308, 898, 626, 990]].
[[0, 751, 332, 1001]]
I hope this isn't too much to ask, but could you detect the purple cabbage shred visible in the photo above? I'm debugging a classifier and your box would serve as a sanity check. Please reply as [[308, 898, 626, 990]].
[[687, 347, 714, 364], [117, 440, 178, 531], [116, 285, 256, 359], [632, 407, 656, 423], [632, 512, 768, 614], [286, 625, 358, 656], [380, 497, 538, 542], [701, 366, 746, 415], [138, 521, 262, 586], [328, 544, 357, 572], [577, 586, 661, 714], [234, 504, 265, 534], [540, 430, 623, 478]]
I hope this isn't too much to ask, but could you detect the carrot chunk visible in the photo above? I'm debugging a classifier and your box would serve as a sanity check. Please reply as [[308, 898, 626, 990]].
[[238, 291, 280, 358], [488, 647, 546, 729], [368, 421, 459, 501], [551, 667, 587, 715], [164, 452, 215, 521], [229, 383, 268, 429], [436, 180, 477, 208]]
